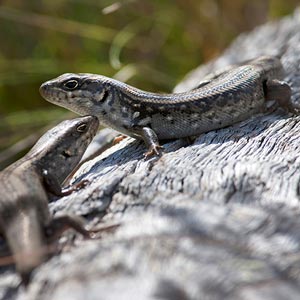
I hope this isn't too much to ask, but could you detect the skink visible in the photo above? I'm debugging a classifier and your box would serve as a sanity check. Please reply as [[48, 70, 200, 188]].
[[40, 56, 293, 157]]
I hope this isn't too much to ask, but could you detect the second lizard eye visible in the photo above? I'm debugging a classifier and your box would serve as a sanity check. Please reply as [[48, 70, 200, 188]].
[[76, 123, 88, 132], [64, 79, 79, 90]]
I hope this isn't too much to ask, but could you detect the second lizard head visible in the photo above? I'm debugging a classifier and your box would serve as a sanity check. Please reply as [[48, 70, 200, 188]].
[[30, 115, 99, 183]]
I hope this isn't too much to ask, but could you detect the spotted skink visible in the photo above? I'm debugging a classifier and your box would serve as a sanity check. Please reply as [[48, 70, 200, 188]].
[[39, 56, 293, 157], [0, 116, 118, 284]]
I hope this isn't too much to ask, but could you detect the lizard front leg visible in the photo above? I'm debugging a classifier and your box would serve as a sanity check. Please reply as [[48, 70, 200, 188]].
[[132, 126, 164, 158], [42, 169, 88, 197]]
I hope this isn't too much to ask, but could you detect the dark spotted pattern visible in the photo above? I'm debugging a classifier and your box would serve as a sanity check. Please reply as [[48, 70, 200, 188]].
[[40, 56, 292, 149]]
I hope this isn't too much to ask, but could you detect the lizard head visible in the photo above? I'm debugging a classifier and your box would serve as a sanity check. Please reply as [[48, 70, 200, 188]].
[[30, 115, 99, 184], [39, 73, 114, 117]]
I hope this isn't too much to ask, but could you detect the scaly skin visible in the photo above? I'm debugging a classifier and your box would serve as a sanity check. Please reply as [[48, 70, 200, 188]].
[[0, 116, 102, 284], [39, 56, 293, 157]]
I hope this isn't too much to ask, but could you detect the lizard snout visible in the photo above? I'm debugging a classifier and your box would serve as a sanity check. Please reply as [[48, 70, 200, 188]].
[[39, 82, 51, 98]]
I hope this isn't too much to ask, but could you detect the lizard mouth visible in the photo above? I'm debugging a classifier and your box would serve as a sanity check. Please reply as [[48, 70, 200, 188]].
[[39, 82, 62, 101], [39, 83, 66, 105], [39, 82, 51, 99]]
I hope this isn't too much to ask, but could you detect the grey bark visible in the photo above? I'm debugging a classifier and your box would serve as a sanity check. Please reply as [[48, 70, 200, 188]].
[[4, 8, 300, 300]]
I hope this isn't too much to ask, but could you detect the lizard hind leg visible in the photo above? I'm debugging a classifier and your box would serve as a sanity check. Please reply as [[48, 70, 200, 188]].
[[45, 214, 120, 242], [265, 79, 294, 112]]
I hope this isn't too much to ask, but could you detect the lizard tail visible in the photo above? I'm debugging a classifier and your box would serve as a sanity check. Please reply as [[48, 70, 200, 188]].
[[4, 208, 47, 284]]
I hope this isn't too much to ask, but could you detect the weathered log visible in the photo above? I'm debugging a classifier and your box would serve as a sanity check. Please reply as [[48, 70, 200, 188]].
[[5, 9, 300, 300]]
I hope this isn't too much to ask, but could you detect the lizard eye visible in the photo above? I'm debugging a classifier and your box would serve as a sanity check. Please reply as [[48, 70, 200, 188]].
[[64, 79, 79, 90], [76, 123, 88, 133]]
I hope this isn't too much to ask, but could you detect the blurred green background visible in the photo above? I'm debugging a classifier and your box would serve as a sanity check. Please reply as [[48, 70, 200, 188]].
[[0, 0, 299, 168]]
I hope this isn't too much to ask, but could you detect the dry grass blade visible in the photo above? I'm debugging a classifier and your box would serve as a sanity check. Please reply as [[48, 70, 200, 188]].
[[0, 6, 116, 42]]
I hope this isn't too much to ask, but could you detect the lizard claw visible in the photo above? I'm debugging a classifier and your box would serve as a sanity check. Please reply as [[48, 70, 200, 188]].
[[144, 145, 164, 158], [60, 179, 90, 196]]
